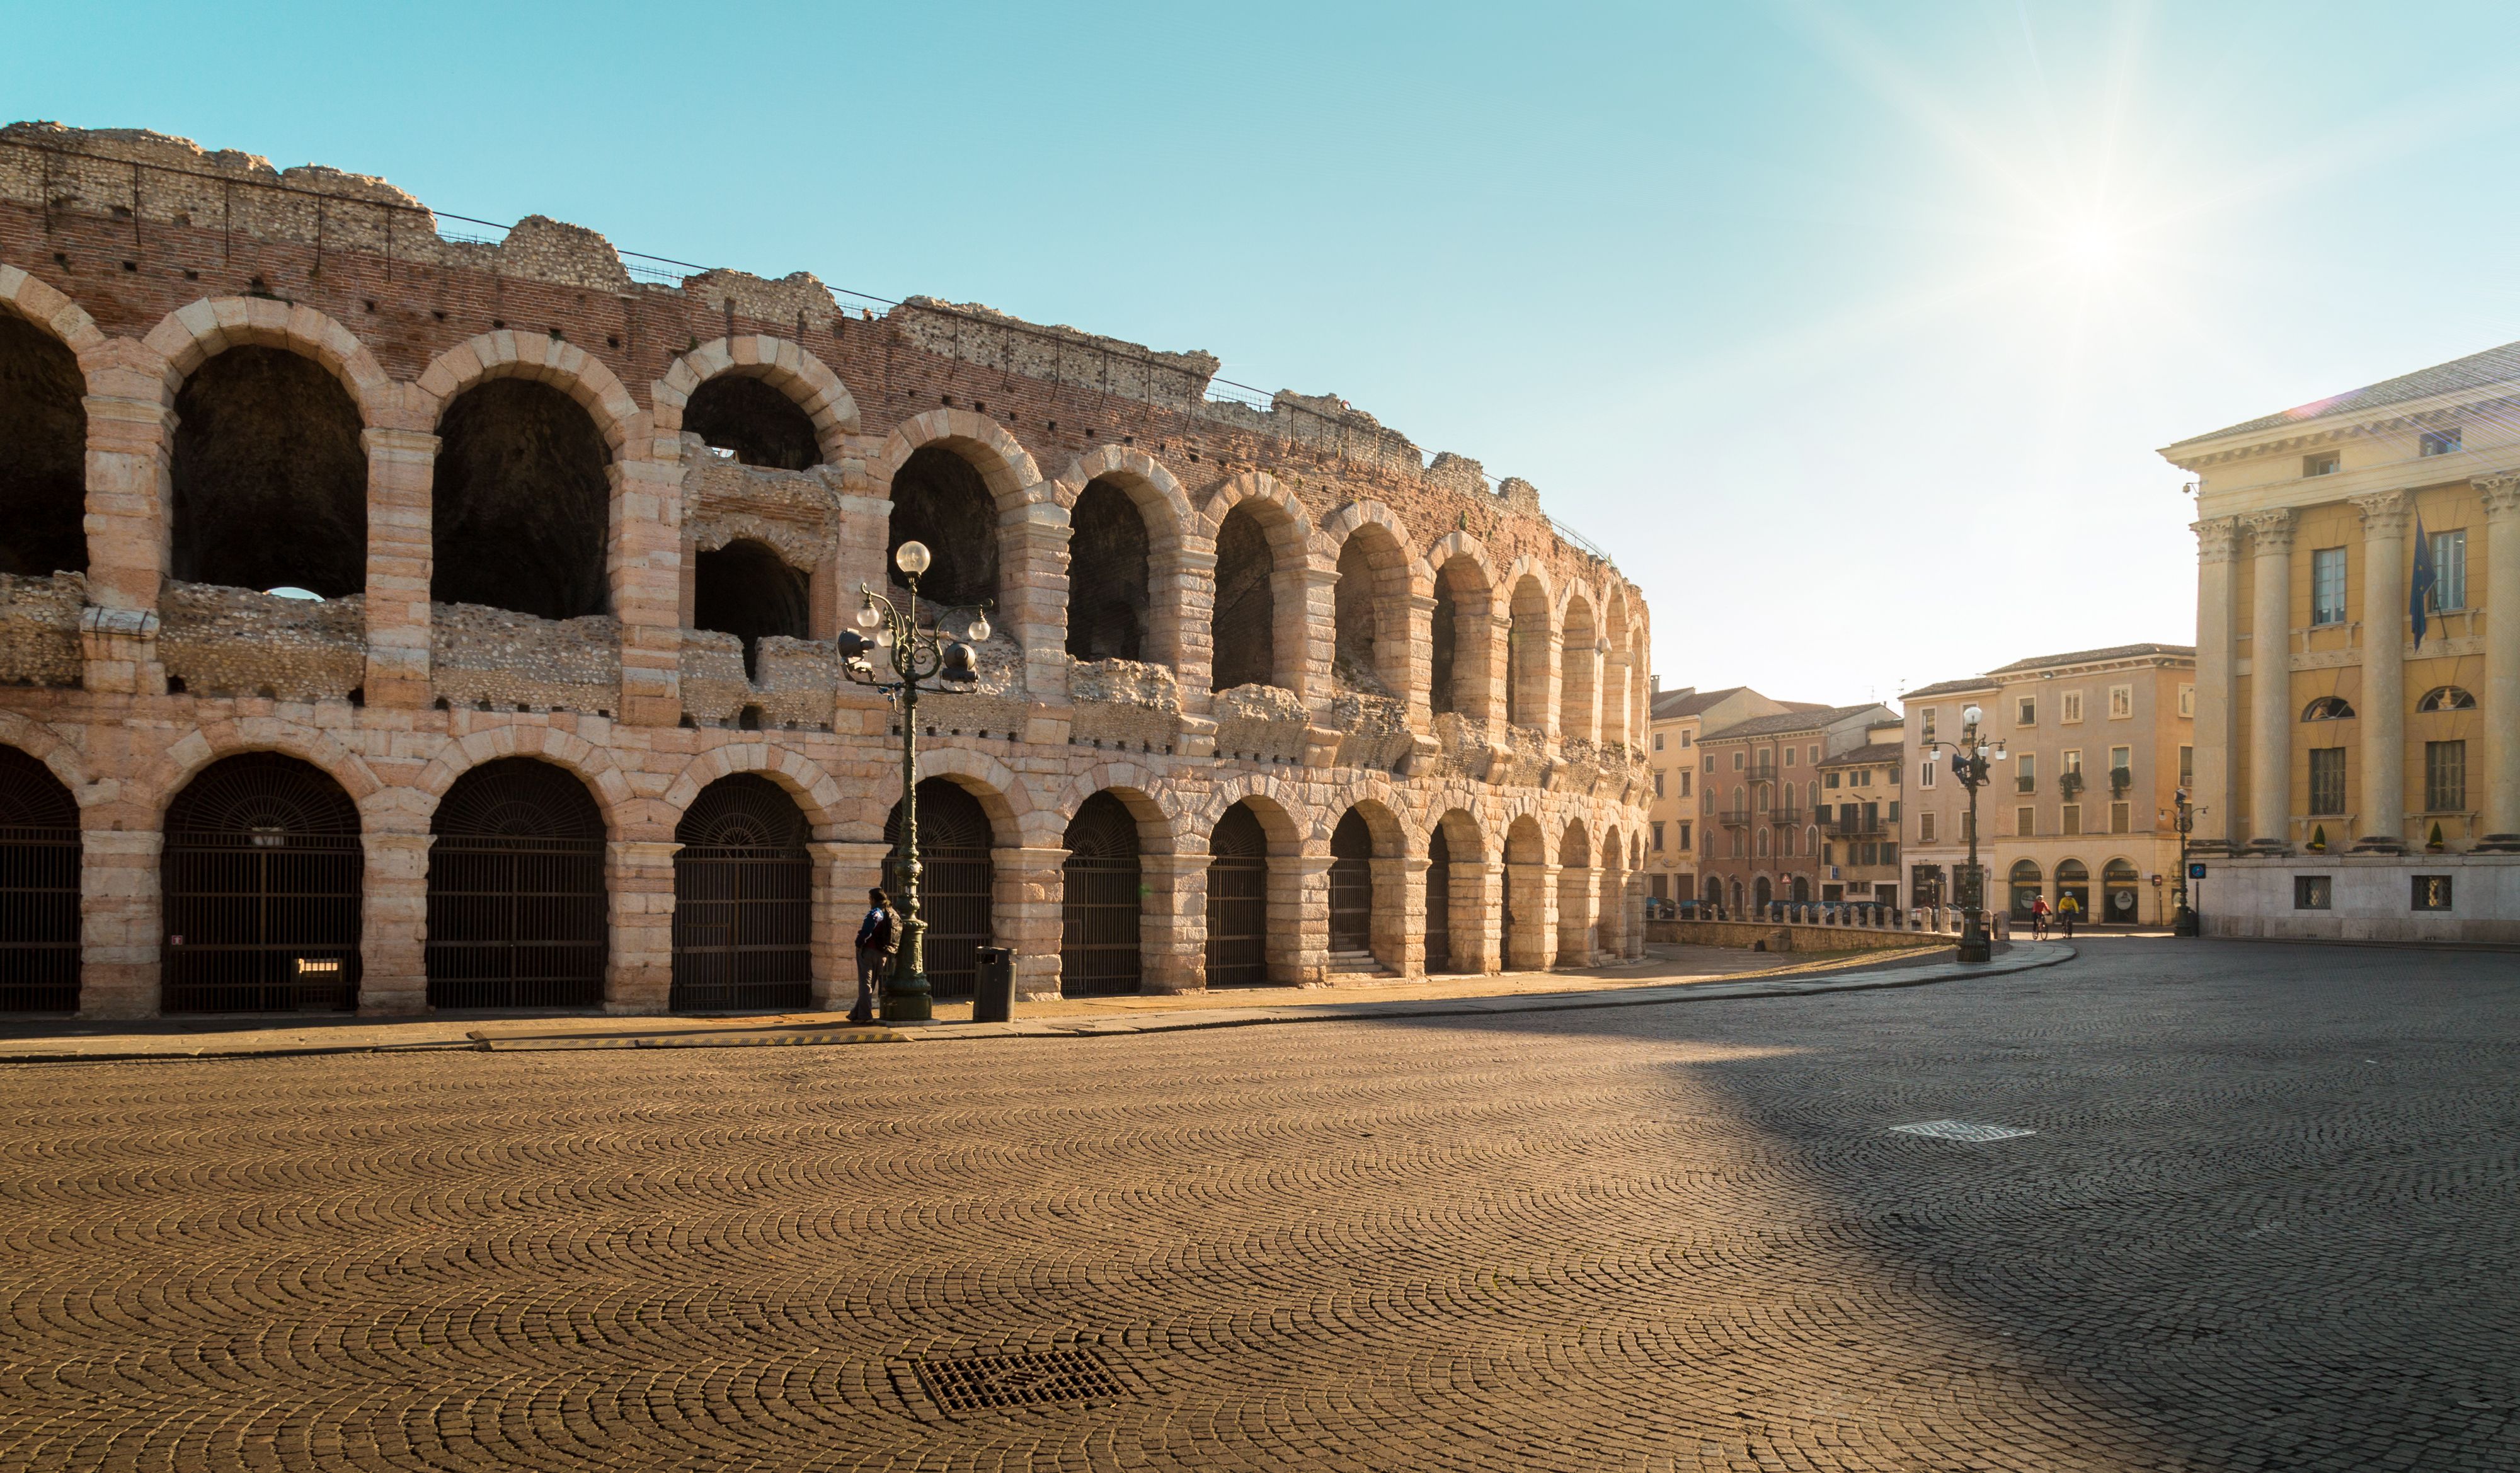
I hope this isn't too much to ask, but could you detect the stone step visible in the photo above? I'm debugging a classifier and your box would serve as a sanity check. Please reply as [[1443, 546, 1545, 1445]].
[[1325, 949, 1390, 977]]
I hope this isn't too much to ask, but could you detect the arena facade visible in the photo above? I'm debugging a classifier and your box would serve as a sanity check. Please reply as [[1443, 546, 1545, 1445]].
[[0, 123, 1652, 1019]]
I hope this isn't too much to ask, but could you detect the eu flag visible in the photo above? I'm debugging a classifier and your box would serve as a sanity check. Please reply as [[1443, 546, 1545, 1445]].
[[2410, 513, 2436, 650]]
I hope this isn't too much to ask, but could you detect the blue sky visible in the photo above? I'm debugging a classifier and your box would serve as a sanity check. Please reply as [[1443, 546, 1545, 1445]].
[[15, 1, 2520, 704]]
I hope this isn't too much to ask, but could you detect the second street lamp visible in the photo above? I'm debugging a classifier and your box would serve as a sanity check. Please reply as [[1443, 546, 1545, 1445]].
[[837, 539, 987, 1023], [1923, 703, 2005, 965]]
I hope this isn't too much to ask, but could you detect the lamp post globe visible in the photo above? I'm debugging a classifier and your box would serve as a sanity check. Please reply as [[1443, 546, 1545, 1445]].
[[894, 540, 931, 576]]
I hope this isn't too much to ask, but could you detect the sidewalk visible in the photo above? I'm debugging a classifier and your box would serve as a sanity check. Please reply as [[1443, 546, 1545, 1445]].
[[0, 941, 2076, 1064]]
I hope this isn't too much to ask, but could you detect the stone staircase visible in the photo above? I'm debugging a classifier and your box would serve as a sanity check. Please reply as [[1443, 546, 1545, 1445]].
[[1324, 948, 1390, 979]]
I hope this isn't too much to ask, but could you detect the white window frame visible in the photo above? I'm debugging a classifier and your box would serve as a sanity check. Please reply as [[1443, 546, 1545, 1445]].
[[2061, 690, 2085, 723], [2178, 684, 2195, 718], [2017, 696, 2037, 726], [2108, 684, 2133, 719], [1920, 760, 1936, 788]]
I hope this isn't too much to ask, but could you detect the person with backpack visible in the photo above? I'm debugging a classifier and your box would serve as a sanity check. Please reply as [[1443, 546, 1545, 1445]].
[[849, 888, 899, 1025]]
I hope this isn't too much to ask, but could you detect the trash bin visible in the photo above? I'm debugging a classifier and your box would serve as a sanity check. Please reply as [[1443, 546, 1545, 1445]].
[[973, 947, 1016, 1023]]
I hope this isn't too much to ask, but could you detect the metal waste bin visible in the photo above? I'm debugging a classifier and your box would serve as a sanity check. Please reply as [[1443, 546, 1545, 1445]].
[[973, 947, 1016, 1023]]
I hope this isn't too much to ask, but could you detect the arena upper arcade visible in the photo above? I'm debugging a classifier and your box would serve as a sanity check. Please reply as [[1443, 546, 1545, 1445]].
[[0, 123, 1652, 1019]]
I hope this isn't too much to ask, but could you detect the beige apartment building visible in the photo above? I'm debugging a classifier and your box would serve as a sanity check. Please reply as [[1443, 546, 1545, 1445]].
[[2163, 340, 2520, 941], [1697, 702, 1896, 912], [1643, 684, 1792, 908], [1815, 722, 1904, 908], [1902, 645, 2196, 928]]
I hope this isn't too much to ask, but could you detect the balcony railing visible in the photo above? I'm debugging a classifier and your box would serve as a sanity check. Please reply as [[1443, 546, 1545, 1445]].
[[1718, 809, 1755, 827], [1828, 812, 1886, 837], [2015, 776, 2037, 794], [1768, 807, 1804, 828]]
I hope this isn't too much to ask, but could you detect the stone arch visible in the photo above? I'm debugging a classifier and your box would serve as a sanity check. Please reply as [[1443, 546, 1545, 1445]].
[[0, 264, 105, 355], [1053, 447, 1198, 671], [0, 280, 91, 578], [871, 409, 1043, 511], [141, 296, 396, 427], [0, 711, 86, 803], [1189, 776, 1312, 853], [1320, 503, 1426, 703], [692, 537, 810, 679], [894, 748, 1031, 847], [1201, 473, 1313, 695], [409, 725, 638, 841], [871, 411, 1043, 616], [166, 341, 369, 599], [658, 742, 849, 834], [653, 335, 858, 466], [1427, 533, 1499, 721], [415, 330, 643, 454], [132, 717, 384, 834], [1501, 811, 1552, 970], [1041, 765, 1180, 852]]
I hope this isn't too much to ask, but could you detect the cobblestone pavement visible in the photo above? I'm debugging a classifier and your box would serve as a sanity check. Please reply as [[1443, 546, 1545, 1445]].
[[2, 936, 2514, 1472]]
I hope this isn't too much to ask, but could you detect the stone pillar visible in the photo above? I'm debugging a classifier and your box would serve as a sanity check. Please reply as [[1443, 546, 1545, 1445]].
[[994, 846, 1068, 1000], [610, 458, 687, 728], [1506, 860, 1555, 970], [77, 828, 162, 1020], [1399, 593, 1437, 730], [1557, 863, 1596, 965], [1601, 650, 1632, 748], [1000, 495, 1071, 701], [362, 428, 438, 708], [357, 830, 433, 1015], [1453, 858, 1503, 974], [2351, 491, 2410, 852], [814, 840, 889, 1011], [2480, 476, 2520, 849], [79, 356, 176, 694], [605, 839, 679, 1014], [2192, 517, 2243, 852], [1475, 611, 1511, 726], [2243, 509, 2295, 850], [1169, 541, 1217, 718], [1140, 852, 1208, 993], [1281, 852, 1333, 984], [1288, 566, 1340, 707], [1374, 854, 1419, 977]]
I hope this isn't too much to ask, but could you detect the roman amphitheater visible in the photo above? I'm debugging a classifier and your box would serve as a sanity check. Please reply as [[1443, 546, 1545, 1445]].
[[0, 123, 1652, 1019]]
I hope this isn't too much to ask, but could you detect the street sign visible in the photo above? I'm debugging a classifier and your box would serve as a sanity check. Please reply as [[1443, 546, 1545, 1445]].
[[2187, 862, 2206, 880]]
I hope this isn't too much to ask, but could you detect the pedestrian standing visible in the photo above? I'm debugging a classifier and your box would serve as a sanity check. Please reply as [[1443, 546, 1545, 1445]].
[[849, 887, 898, 1025]]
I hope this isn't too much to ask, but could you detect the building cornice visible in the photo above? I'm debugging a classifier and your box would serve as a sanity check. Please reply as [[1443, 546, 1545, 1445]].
[[2158, 392, 2520, 473]]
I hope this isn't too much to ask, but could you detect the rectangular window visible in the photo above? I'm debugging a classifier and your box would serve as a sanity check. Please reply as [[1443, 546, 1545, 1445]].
[[2015, 753, 2036, 793], [1918, 811, 1937, 843], [2431, 529, 2468, 611], [2062, 748, 2083, 777], [1887, 800, 1899, 822], [1732, 752, 1744, 771], [1731, 830, 1744, 857], [1652, 733, 1664, 752], [2109, 745, 2131, 782], [2110, 801, 2130, 834], [2178, 684, 2195, 719], [2017, 696, 2037, 726], [2109, 684, 2133, 719], [1652, 822, 1665, 852], [1679, 822, 1692, 851], [1681, 731, 1692, 747], [2061, 804, 2082, 837], [2425, 741, 2466, 811], [2179, 745, 2194, 785], [2015, 805, 2035, 837], [1920, 760, 1937, 788], [2412, 874, 2454, 911], [2304, 452, 2341, 476], [1921, 708, 1938, 742], [1826, 771, 1840, 789], [1704, 754, 1715, 772], [1887, 763, 1900, 786], [1680, 771, 1691, 798], [2062, 690, 2085, 723], [2294, 875, 2332, 910], [1784, 747, 1796, 767], [2311, 546, 2347, 625], [1809, 744, 1819, 764], [2308, 747, 2346, 816], [2420, 427, 2462, 457], [1652, 771, 1665, 799], [1882, 842, 1898, 865]]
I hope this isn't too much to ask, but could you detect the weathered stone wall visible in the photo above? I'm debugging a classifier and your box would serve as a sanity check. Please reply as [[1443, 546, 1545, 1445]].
[[430, 604, 621, 714], [157, 582, 363, 701], [0, 573, 81, 687]]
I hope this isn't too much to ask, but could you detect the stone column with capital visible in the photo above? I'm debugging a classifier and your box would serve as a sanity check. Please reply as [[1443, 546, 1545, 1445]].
[[2191, 517, 2245, 853], [2242, 510, 2296, 851], [2477, 474, 2520, 849], [2351, 491, 2410, 852]]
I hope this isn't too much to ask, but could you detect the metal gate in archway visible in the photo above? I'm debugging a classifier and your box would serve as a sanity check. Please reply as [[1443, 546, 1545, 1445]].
[[162, 753, 362, 1013], [886, 779, 994, 999], [1062, 792, 1142, 996], [1328, 810, 1373, 953], [427, 758, 607, 1009], [672, 774, 812, 1012], [1205, 802, 1269, 987], [0, 747, 79, 1012], [1424, 826, 1457, 974]]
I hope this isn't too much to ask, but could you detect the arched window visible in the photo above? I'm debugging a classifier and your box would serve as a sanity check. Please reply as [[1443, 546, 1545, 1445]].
[[885, 779, 995, 999], [1206, 803, 1271, 986], [1062, 793, 1142, 996], [1806, 824, 1820, 857], [2056, 859, 2090, 917], [1732, 785, 1746, 815], [693, 539, 810, 680], [684, 375, 817, 469], [1067, 478, 1152, 662], [171, 347, 367, 597], [2007, 859, 2043, 920], [0, 746, 80, 1011], [1753, 876, 1772, 908], [887, 445, 999, 609], [2302, 696, 2356, 721], [1756, 827, 1770, 857], [163, 754, 363, 1013], [433, 380, 610, 620], [1703, 875, 1722, 907], [671, 774, 811, 1012], [1211, 504, 1277, 692], [2417, 686, 2477, 713], [427, 758, 607, 1007], [1729, 878, 1744, 912], [0, 312, 88, 577], [1790, 875, 1810, 903], [2103, 858, 2141, 924]]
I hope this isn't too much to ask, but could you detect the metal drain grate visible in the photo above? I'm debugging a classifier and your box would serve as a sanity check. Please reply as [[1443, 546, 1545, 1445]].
[[914, 1348, 1128, 1413], [1891, 1119, 2036, 1142]]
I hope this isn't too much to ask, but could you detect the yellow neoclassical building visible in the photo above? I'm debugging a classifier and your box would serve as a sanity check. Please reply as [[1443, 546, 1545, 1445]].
[[2163, 340, 2520, 941]]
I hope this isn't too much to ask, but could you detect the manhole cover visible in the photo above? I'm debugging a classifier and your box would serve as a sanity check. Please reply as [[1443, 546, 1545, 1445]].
[[912, 1348, 1128, 1414], [1891, 1120, 2036, 1142]]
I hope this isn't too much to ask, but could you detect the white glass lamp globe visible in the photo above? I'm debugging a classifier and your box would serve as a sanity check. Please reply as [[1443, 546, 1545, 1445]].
[[1962, 704, 1983, 727], [856, 600, 883, 629], [894, 541, 931, 575], [963, 612, 990, 643]]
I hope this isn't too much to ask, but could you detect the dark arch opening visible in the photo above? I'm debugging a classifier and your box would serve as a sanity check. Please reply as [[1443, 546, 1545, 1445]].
[[0, 746, 79, 1011], [1424, 824, 1454, 974], [1211, 503, 1276, 692], [685, 375, 818, 470], [1066, 478, 1150, 662], [0, 314, 88, 578], [432, 379, 610, 621], [1329, 808, 1375, 954], [672, 774, 811, 1012], [1062, 792, 1142, 997], [1332, 537, 1383, 692], [162, 753, 363, 1013], [1206, 802, 1270, 987], [1556, 825, 1591, 963], [1508, 578, 1550, 729], [170, 347, 367, 597], [694, 539, 810, 680], [885, 778, 995, 999], [1430, 580, 1458, 716], [887, 445, 998, 609], [427, 757, 608, 1008]]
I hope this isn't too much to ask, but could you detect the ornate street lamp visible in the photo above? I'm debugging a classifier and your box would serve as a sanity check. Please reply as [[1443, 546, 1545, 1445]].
[[837, 540, 987, 1022], [2170, 786, 2200, 937], [1923, 703, 2005, 964]]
